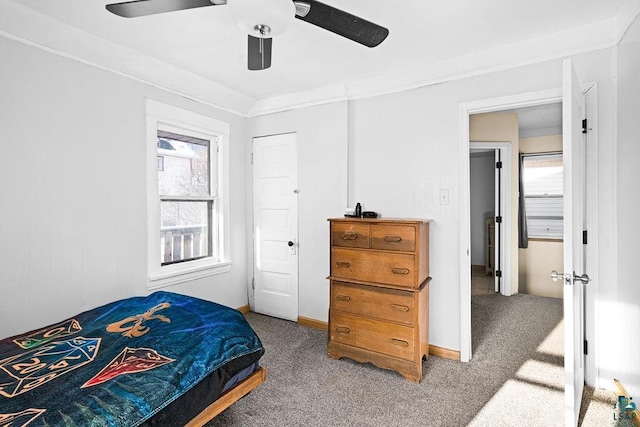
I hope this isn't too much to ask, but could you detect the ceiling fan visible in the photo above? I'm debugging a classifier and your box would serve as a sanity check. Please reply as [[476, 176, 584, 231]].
[[105, 0, 389, 71]]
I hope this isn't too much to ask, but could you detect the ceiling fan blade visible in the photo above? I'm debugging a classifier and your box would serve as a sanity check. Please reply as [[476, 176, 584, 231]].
[[106, 0, 224, 18], [248, 35, 272, 71], [294, 0, 388, 48]]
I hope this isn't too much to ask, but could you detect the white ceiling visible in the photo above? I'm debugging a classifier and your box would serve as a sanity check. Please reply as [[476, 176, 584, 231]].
[[0, 0, 632, 115], [507, 103, 563, 138]]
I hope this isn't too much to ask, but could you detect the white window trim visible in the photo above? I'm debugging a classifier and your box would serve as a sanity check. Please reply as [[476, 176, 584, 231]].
[[145, 99, 231, 289]]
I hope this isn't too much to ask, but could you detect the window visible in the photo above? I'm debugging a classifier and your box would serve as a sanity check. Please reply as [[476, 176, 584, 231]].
[[157, 129, 217, 265], [146, 100, 231, 288], [522, 152, 563, 239]]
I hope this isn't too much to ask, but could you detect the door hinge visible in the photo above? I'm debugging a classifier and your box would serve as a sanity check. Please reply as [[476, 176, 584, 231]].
[[251, 152, 254, 164], [496, 270, 502, 278], [584, 339, 588, 355], [583, 230, 588, 245], [495, 216, 502, 224], [582, 119, 588, 134], [252, 277, 255, 290], [496, 161, 503, 169]]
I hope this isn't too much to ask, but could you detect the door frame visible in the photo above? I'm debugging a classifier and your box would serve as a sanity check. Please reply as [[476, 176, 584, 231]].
[[469, 142, 512, 296], [458, 86, 599, 383], [582, 83, 599, 388], [459, 87, 562, 363]]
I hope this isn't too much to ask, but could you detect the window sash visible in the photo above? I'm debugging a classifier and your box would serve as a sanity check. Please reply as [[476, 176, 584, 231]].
[[160, 200, 214, 266], [156, 125, 218, 266], [522, 152, 563, 239]]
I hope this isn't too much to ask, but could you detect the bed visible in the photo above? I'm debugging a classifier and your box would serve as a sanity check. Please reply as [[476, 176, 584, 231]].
[[0, 291, 265, 426]]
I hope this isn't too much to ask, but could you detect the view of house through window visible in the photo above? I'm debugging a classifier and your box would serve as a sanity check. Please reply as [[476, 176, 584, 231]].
[[522, 152, 563, 239], [157, 129, 219, 265]]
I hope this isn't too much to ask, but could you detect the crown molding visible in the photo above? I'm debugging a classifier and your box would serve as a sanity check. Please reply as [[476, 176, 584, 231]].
[[616, 0, 640, 43], [0, 0, 254, 117], [246, 16, 618, 116], [0, 0, 628, 118]]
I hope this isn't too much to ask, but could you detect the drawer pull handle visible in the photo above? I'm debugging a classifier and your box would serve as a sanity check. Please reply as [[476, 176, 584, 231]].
[[391, 339, 409, 348], [390, 304, 409, 312], [335, 326, 350, 334], [384, 236, 402, 242], [391, 268, 410, 275], [336, 262, 351, 268], [335, 294, 351, 302], [341, 231, 358, 240]]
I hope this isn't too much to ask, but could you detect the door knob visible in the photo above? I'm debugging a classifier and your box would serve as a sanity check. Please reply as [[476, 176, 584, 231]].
[[550, 270, 565, 282], [288, 241, 294, 247], [573, 273, 591, 285], [550, 270, 590, 285]]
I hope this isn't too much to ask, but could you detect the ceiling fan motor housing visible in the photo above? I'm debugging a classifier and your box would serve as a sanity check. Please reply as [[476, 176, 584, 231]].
[[227, 0, 295, 38]]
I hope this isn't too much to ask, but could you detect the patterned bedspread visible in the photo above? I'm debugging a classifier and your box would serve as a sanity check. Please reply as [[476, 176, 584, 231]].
[[0, 291, 264, 426]]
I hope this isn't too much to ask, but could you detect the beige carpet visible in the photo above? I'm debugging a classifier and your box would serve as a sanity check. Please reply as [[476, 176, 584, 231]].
[[206, 292, 615, 426]]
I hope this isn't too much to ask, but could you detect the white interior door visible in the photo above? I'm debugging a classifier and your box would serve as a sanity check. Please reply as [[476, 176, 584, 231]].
[[562, 58, 588, 426], [493, 148, 501, 294], [253, 133, 299, 321]]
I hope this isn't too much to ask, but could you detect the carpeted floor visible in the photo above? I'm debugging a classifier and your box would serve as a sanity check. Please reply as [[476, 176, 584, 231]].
[[206, 293, 614, 426]]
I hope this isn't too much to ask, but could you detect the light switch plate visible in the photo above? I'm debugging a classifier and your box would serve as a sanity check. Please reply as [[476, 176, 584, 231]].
[[440, 189, 450, 205]]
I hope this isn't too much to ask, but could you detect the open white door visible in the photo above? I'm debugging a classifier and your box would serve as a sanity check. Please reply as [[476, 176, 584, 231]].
[[253, 133, 299, 321], [493, 148, 501, 294], [561, 58, 589, 426]]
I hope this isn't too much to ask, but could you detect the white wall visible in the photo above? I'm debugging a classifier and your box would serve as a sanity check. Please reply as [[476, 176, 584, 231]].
[[614, 13, 640, 397], [0, 36, 249, 339], [249, 48, 617, 357], [469, 153, 494, 266], [248, 102, 349, 322]]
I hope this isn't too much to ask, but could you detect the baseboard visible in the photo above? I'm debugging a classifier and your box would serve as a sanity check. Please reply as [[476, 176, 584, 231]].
[[471, 264, 485, 270], [236, 305, 250, 314], [297, 316, 328, 330], [429, 344, 461, 361]]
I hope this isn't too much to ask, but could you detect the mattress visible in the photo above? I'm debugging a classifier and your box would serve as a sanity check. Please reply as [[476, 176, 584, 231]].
[[0, 291, 265, 426]]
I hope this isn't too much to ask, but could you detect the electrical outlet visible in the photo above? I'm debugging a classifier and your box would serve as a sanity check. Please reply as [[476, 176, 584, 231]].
[[440, 189, 450, 205]]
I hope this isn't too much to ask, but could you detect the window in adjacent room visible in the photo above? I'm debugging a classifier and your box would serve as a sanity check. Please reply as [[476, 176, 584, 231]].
[[522, 152, 563, 240], [146, 100, 231, 289]]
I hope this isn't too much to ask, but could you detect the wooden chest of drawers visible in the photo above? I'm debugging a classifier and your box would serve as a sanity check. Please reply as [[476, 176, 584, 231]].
[[327, 218, 430, 382]]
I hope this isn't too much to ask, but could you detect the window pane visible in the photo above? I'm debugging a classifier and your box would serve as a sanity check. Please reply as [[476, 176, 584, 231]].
[[160, 201, 212, 265], [527, 218, 564, 238], [522, 153, 563, 239], [157, 132, 210, 197], [523, 155, 563, 195]]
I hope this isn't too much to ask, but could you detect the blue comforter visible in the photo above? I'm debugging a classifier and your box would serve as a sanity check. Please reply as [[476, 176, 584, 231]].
[[0, 291, 264, 426]]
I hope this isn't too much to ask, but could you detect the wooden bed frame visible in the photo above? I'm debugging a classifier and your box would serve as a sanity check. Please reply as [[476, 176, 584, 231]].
[[185, 367, 267, 426]]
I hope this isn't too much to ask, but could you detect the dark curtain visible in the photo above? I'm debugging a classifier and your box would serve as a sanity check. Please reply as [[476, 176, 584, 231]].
[[518, 153, 529, 248]]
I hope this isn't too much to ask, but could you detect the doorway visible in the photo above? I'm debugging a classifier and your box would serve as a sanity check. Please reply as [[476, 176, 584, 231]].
[[460, 76, 599, 426], [469, 142, 512, 297], [459, 88, 565, 363]]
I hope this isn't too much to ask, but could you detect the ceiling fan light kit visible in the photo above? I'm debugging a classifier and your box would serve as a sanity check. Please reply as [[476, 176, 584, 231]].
[[227, 0, 295, 38], [105, 0, 389, 70]]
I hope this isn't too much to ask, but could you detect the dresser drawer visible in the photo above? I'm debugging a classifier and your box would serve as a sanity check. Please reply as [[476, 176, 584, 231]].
[[331, 222, 370, 249], [371, 225, 416, 252], [330, 311, 415, 361], [331, 248, 416, 288], [331, 281, 414, 325]]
